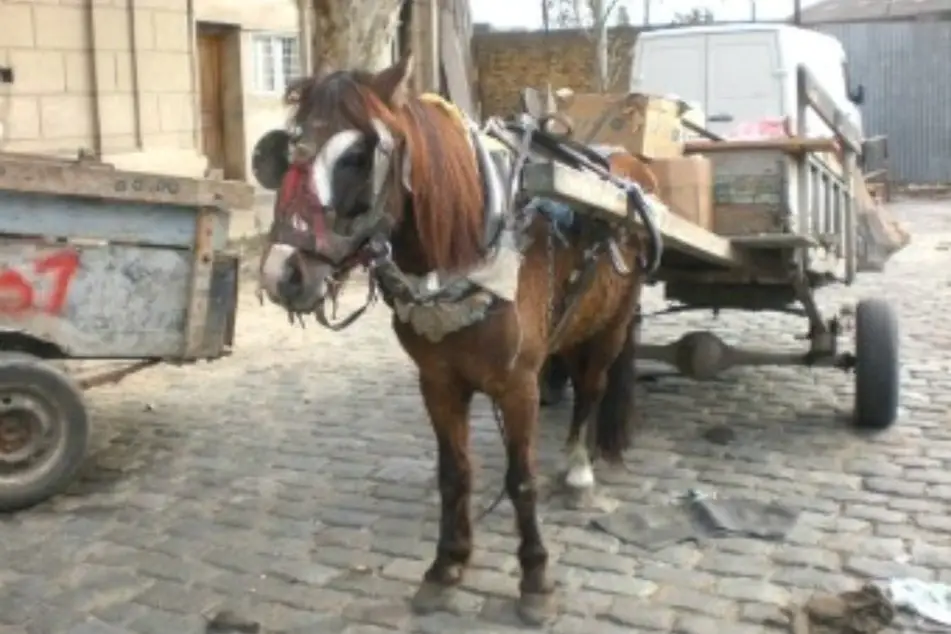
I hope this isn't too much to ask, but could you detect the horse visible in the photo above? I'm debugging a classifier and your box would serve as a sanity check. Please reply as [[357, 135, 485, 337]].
[[256, 53, 656, 625], [538, 151, 658, 408]]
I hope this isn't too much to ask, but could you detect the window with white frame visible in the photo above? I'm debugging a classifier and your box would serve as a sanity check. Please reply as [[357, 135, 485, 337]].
[[251, 33, 301, 95]]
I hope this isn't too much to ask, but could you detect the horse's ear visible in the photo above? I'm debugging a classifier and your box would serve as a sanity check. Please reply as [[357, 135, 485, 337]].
[[371, 52, 415, 108]]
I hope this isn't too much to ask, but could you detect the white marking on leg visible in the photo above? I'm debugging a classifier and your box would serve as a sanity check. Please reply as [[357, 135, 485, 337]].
[[565, 441, 595, 489]]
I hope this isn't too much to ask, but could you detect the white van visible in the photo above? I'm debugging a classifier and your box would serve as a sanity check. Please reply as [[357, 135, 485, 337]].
[[630, 23, 865, 140]]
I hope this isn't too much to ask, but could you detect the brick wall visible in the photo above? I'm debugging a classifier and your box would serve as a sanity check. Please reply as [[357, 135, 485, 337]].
[[473, 26, 640, 118]]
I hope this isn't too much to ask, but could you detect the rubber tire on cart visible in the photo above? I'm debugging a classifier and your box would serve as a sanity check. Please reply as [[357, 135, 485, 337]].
[[854, 298, 900, 430], [0, 353, 89, 512]]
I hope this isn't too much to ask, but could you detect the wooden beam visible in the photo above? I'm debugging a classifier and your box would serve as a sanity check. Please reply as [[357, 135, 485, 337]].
[[797, 66, 863, 153], [0, 151, 253, 209], [521, 162, 749, 269], [684, 137, 839, 156]]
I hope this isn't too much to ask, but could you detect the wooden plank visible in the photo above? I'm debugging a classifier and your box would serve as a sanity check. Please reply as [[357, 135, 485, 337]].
[[0, 152, 254, 210], [797, 66, 862, 154], [0, 240, 192, 357], [729, 234, 817, 248], [714, 203, 785, 236], [0, 151, 114, 167], [0, 190, 230, 249], [521, 162, 749, 269], [684, 137, 839, 155], [182, 207, 217, 357]]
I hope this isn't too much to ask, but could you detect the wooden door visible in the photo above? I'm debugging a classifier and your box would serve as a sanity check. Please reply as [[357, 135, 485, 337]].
[[197, 31, 226, 172]]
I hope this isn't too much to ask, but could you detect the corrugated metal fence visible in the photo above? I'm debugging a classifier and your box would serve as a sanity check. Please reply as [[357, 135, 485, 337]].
[[817, 20, 951, 184]]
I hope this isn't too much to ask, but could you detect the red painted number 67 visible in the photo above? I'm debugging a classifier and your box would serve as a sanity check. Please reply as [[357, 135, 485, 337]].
[[0, 249, 80, 315]]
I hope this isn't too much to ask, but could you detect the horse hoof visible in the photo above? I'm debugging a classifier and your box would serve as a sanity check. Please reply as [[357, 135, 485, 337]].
[[517, 591, 557, 627], [564, 463, 596, 489], [411, 581, 459, 615], [557, 480, 620, 513]]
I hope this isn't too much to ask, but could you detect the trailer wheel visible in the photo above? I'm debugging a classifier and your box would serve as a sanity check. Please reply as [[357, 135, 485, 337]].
[[854, 298, 900, 430], [0, 354, 88, 512]]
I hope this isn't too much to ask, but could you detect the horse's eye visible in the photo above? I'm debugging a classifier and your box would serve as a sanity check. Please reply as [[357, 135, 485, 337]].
[[338, 150, 370, 170]]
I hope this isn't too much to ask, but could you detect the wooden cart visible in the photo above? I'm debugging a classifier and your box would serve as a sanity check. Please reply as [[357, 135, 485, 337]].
[[0, 152, 252, 512], [522, 66, 900, 431]]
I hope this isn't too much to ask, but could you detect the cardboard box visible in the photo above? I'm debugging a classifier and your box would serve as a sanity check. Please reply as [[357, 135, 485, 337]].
[[558, 92, 685, 159], [651, 155, 713, 230]]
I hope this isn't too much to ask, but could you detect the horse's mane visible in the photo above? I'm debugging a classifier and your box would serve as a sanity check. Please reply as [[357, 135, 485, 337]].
[[286, 72, 485, 273]]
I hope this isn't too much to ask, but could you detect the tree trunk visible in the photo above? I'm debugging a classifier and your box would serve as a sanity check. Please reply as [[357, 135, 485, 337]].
[[591, 0, 609, 91], [309, 0, 403, 72]]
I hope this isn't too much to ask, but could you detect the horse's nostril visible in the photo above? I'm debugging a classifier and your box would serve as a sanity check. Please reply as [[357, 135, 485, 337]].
[[278, 258, 305, 300]]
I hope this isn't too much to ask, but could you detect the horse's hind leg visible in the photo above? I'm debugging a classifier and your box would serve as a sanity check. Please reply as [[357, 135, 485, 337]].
[[411, 373, 474, 614], [497, 371, 556, 626], [564, 350, 601, 491], [564, 321, 636, 493]]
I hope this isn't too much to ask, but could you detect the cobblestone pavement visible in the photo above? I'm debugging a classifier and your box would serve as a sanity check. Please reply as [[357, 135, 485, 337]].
[[2, 199, 950, 634]]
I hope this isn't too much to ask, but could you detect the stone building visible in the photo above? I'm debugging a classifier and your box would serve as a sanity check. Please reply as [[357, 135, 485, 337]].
[[0, 0, 474, 181], [2, 0, 202, 176]]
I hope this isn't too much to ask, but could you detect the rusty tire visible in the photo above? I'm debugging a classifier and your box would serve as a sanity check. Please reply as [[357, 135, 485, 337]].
[[0, 353, 88, 513]]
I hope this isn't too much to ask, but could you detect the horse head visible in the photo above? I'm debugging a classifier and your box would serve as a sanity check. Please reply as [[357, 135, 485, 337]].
[[257, 53, 419, 315]]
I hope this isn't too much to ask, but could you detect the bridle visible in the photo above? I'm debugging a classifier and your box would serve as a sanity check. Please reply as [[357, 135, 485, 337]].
[[267, 120, 404, 330]]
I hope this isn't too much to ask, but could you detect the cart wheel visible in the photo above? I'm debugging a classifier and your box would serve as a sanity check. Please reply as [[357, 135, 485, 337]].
[[854, 298, 900, 430], [0, 354, 88, 512]]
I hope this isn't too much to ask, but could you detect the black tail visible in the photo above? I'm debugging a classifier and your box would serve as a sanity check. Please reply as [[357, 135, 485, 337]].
[[594, 325, 637, 462]]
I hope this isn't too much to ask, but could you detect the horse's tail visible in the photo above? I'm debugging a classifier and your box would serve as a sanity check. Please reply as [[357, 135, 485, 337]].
[[594, 320, 638, 462]]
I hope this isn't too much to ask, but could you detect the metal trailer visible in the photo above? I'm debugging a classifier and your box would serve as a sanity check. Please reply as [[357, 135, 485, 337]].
[[0, 152, 252, 512], [522, 65, 900, 431]]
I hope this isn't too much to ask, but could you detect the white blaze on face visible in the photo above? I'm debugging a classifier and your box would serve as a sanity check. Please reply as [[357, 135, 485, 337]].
[[258, 243, 333, 310], [311, 129, 366, 207]]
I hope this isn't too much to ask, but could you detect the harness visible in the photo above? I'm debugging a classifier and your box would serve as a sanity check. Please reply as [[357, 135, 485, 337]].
[[264, 95, 664, 345]]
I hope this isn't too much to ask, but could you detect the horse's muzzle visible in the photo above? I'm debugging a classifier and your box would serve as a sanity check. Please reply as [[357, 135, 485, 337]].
[[260, 244, 332, 313]]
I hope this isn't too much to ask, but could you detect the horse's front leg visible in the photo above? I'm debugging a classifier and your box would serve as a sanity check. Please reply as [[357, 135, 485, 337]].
[[411, 373, 474, 614], [498, 371, 557, 626]]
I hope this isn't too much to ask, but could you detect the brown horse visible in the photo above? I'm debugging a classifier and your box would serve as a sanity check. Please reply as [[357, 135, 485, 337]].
[[257, 53, 654, 625]]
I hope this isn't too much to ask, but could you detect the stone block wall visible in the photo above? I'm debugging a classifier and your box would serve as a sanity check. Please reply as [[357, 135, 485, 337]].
[[0, 0, 205, 177]]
